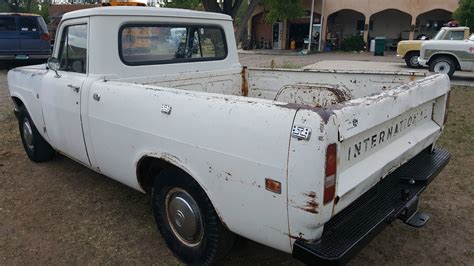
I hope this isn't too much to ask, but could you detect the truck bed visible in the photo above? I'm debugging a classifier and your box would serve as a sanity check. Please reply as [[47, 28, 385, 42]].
[[112, 67, 429, 108]]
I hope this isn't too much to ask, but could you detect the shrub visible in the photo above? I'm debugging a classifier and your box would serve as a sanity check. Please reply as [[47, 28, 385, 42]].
[[341, 34, 365, 51]]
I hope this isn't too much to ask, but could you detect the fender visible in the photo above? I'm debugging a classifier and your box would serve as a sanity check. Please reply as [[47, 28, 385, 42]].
[[133, 151, 227, 226]]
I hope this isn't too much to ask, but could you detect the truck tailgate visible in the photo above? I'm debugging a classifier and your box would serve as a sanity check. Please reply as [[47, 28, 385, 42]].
[[332, 74, 450, 213]]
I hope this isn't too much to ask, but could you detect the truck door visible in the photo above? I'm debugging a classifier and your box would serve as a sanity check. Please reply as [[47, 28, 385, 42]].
[[41, 19, 90, 165]]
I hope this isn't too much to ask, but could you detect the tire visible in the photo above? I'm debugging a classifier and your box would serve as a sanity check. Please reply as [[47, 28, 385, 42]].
[[152, 168, 236, 265], [429, 56, 456, 78], [18, 105, 55, 162], [404, 52, 421, 68]]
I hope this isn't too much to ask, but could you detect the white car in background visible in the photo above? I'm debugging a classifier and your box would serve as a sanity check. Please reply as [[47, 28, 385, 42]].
[[418, 34, 474, 78]]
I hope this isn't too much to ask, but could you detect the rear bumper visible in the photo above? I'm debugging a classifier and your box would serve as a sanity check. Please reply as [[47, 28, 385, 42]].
[[292, 148, 450, 265], [418, 58, 428, 66]]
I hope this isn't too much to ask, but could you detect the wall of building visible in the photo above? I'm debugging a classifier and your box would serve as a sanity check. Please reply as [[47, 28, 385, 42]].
[[248, 0, 459, 50]]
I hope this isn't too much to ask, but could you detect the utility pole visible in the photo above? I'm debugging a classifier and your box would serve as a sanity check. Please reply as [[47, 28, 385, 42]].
[[318, 0, 325, 51], [307, 0, 315, 52]]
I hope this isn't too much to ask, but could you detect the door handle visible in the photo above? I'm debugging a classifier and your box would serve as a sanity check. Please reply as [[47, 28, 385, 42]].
[[93, 93, 101, 102], [67, 84, 80, 93]]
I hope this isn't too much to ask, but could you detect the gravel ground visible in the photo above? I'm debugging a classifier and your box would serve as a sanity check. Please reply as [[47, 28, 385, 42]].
[[1, 57, 473, 265]]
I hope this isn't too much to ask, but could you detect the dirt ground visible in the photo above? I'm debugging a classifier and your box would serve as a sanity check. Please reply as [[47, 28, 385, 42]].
[[0, 60, 473, 265]]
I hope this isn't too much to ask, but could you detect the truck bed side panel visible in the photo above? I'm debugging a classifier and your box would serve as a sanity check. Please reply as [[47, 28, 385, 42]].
[[85, 81, 298, 253]]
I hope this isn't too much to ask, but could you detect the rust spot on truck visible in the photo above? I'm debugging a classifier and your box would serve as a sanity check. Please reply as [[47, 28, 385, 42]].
[[276, 102, 334, 124], [285, 232, 307, 241], [160, 153, 182, 165], [325, 86, 351, 103], [241, 66, 249, 97], [296, 191, 319, 214]]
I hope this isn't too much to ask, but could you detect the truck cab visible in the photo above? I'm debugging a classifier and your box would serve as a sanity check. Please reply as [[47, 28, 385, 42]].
[[397, 26, 470, 68]]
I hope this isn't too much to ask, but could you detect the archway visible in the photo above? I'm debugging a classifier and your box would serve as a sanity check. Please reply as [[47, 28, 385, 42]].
[[288, 11, 321, 50], [326, 9, 366, 50], [415, 9, 453, 39], [251, 12, 273, 49], [369, 9, 412, 51]]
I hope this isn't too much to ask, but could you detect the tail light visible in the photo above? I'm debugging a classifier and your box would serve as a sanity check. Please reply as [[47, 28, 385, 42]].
[[40, 33, 50, 41], [443, 91, 451, 125], [324, 143, 337, 204]]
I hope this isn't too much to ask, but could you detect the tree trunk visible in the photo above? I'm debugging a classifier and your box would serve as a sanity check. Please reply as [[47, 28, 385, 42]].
[[235, 0, 261, 44], [202, 0, 222, 13]]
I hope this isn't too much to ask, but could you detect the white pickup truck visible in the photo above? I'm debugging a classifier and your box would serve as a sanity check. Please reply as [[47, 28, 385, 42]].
[[8, 7, 451, 265]]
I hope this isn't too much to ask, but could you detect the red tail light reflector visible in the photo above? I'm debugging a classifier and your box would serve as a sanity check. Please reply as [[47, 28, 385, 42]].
[[40, 33, 50, 41], [324, 143, 337, 204]]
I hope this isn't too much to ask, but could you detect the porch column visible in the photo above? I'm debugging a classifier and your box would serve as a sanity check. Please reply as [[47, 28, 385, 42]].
[[321, 15, 328, 50], [363, 15, 369, 44], [409, 15, 416, 40]]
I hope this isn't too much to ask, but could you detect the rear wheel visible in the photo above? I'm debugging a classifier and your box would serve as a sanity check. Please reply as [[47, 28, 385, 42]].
[[405, 52, 421, 68], [429, 56, 456, 78], [18, 105, 55, 162], [152, 168, 236, 264]]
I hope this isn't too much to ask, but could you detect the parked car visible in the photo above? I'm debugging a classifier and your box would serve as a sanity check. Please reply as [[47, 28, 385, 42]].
[[397, 26, 470, 68], [418, 34, 474, 78], [8, 7, 451, 265], [0, 13, 50, 61]]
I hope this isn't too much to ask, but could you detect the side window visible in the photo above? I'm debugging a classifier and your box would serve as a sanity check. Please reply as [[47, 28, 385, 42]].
[[19, 17, 39, 32], [58, 24, 88, 74], [448, 31, 465, 40], [120, 24, 227, 65], [0, 16, 16, 31]]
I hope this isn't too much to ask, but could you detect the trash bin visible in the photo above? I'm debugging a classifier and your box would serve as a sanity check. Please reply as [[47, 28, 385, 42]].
[[374, 37, 385, 56]]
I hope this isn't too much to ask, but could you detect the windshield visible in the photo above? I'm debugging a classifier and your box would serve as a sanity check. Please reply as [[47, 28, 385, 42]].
[[433, 29, 446, 40]]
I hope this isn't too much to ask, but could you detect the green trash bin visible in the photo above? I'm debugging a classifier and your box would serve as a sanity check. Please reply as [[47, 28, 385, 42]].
[[374, 37, 385, 56]]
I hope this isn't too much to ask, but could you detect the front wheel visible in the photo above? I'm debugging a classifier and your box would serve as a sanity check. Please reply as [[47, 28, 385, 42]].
[[18, 105, 55, 162], [405, 52, 421, 68], [152, 168, 236, 264], [429, 56, 456, 78]]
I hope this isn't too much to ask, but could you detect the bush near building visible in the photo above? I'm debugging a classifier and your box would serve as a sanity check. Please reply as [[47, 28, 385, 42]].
[[341, 34, 365, 52]]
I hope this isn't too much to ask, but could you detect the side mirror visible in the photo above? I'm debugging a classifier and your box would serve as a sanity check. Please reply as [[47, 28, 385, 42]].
[[47, 57, 61, 78]]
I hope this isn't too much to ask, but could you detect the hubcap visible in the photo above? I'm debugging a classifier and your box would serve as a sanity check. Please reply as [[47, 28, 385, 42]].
[[22, 118, 34, 150], [434, 61, 450, 74], [410, 55, 419, 67], [165, 188, 203, 246]]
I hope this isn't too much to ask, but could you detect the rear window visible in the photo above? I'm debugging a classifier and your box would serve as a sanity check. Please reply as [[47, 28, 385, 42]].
[[0, 16, 16, 31], [19, 16, 39, 32], [119, 24, 227, 65]]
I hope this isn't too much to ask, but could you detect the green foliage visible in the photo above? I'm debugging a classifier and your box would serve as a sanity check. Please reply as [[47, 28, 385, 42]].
[[164, 0, 202, 10], [262, 0, 304, 24], [453, 0, 474, 32], [234, 1, 248, 27], [341, 34, 364, 51]]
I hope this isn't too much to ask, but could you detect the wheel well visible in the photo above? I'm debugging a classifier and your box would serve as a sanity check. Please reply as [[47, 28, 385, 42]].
[[429, 54, 460, 69], [136, 156, 186, 193], [11, 96, 24, 108]]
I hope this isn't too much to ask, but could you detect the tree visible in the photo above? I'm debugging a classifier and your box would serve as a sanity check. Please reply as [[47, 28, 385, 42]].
[[164, 0, 202, 10], [453, 0, 474, 31], [262, 0, 303, 24]]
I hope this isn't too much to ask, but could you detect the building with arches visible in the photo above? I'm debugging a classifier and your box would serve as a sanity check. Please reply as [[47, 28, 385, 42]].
[[247, 0, 459, 50]]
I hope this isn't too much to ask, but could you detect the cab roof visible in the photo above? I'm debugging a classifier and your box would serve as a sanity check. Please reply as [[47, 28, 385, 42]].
[[62, 6, 232, 21]]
